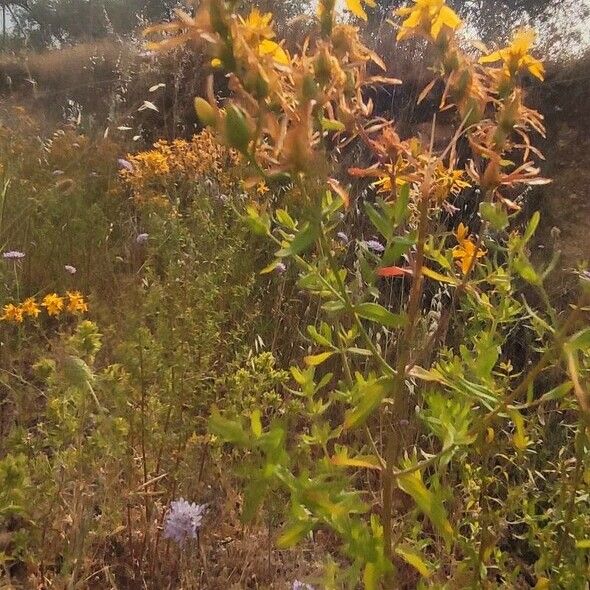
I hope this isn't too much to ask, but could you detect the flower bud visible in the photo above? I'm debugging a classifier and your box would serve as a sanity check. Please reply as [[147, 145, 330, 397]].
[[224, 105, 251, 153], [194, 97, 217, 127]]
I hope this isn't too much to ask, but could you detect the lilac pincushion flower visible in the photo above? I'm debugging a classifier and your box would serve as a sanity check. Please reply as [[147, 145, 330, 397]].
[[117, 158, 134, 172], [275, 262, 287, 274], [364, 239, 385, 253], [3, 251, 25, 260], [64, 265, 77, 275], [292, 582, 314, 590], [163, 499, 206, 545], [136, 233, 149, 245]]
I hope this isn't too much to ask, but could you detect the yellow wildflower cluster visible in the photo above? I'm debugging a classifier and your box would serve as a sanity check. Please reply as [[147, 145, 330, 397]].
[[120, 130, 238, 208], [145, 3, 400, 195], [1, 292, 88, 324]]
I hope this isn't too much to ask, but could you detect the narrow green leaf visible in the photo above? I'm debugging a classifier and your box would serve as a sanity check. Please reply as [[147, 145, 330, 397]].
[[304, 351, 335, 367], [395, 545, 433, 578], [365, 202, 392, 240], [277, 521, 313, 548], [523, 211, 541, 244]]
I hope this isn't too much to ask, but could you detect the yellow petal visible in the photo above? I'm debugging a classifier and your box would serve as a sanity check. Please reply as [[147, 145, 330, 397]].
[[439, 5, 461, 30], [345, 0, 368, 20], [479, 50, 503, 64], [523, 56, 545, 80], [258, 39, 290, 65]]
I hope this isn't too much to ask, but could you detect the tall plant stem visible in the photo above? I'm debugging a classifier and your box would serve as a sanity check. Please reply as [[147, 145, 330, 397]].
[[383, 186, 430, 563]]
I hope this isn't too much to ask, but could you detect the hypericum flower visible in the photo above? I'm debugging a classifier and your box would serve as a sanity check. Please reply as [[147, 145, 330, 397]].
[[136, 233, 149, 244], [479, 29, 545, 81], [256, 181, 269, 195], [452, 223, 486, 275], [3, 250, 25, 260], [21, 297, 41, 318], [42, 293, 65, 317], [64, 265, 77, 275], [163, 499, 206, 545], [66, 291, 88, 315], [397, 0, 462, 42], [365, 239, 385, 253], [292, 582, 315, 590], [1, 303, 24, 323]]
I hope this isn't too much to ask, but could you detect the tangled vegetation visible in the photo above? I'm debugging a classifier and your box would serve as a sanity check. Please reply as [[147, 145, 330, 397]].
[[0, 0, 589, 588]]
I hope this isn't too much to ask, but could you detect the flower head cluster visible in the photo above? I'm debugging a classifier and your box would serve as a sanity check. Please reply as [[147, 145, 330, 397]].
[[292, 582, 314, 590], [120, 130, 238, 208], [1, 292, 89, 324], [396, 0, 461, 42], [163, 498, 206, 545], [479, 29, 544, 82], [3, 250, 25, 260]]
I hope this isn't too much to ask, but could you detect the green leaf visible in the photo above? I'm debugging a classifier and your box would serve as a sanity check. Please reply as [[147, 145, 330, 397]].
[[277, 520, 313, 548], [275, 208, 296, 229], [393, 183, 410, 225], [304, 351, 335, 367], [514, 256, 541, 286], [363, 562, 379, 590], [344, 378, 391, 430], [382, 234, 415, 266], [250, 409, 262, 438], [356, 302, 405, 329], [322, 300, 346, 313], [208, 411, 250, 446], [288, 222, 319, 256], [523, 211, 541, 244], [365, 202, 392, 240], [575, 539, 590, 549], [568, 327, 590, 352], [479, 201, 509, 231], [307, 325, 333, 348], [397, 470, 453, 542], [395, 545, 433, 578], [244, 204, 270, 236]]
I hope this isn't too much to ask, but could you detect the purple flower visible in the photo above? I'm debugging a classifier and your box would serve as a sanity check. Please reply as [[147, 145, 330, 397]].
[[64, 265, 77, 275], [163, 499, 206, 545], [3, 251, 25, 260], [136, 233, 149, 245], [117, 158, 134, 172], [337, 232, 349, 244], [276, 262, 287, 274], [364, 239, 385, 253], [293, 582, 314, 590]]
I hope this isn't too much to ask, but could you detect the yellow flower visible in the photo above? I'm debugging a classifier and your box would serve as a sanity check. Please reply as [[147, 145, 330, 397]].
[[479, 29, 545, 81], [1, 303, 24, 323], [452, 223, 486, 275], [240, 9, 274, 39], [397, 0, 462, 42], [21, 297, 41, 318], [433, 164, 471, 200], [256, 181, 269, 195], [42, 293, 65, 317], [66, 291, 89, 315]]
